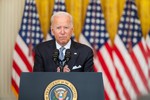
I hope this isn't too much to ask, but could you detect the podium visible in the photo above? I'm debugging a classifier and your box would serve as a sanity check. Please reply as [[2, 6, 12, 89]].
[[19, 72, 104, 100]]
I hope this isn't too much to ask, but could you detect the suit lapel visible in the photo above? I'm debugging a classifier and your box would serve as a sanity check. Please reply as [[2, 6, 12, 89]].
[[67, 41, 79, 70], [47, 40, 58, 70]]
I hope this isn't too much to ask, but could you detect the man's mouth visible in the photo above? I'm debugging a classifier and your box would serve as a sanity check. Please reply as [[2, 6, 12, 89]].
[[59, 37, 66, 39]]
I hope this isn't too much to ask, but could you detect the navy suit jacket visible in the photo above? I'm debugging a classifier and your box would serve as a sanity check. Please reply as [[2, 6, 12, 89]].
[[33, 40, 94, 72]]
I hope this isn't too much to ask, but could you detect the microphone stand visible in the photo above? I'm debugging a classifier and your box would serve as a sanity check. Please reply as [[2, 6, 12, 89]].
[[59, 60, 64, 72], [59, 59, 68, 72]]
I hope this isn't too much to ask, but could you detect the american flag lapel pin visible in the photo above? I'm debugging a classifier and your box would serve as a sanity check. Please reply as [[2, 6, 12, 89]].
[[74, 52, 77, 55]]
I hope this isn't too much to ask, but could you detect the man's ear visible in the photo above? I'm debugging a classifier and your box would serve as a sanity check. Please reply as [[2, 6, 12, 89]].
[[71, 27, 74, 32], [51, 26, 54, 36]]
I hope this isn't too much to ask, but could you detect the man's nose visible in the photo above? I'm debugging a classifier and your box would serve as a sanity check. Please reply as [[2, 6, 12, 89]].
[[60, 27, 65, 33]]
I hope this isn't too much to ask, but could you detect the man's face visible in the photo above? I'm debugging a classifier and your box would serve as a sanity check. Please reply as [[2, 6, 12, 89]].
[[51, 15, 73, 46]]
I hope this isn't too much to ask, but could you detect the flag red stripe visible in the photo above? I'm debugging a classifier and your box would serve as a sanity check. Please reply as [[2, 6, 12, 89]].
[[147, 47, 150, 57], [139, 42, 149, 65], [11, 78, 19, 94], [115, 67, 131, 100], [97, 51, 120, 99], [130, 51, 150, 92], [15, 44, 32, 72], [139, 42, 150, 87], [105, 42, 113, 59], [104, 90, 109, 100], [93, 65, 98, 72], [146, 45, 150, 78], [114, 45, 140, 95], [105, 42, 121, 99], [13, 60, 22, 77]]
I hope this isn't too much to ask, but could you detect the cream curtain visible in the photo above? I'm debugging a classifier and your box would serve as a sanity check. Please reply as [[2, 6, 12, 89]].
[[36, 0, 150, 43]]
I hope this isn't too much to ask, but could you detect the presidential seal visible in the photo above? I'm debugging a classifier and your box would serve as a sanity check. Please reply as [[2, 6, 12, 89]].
[[44, 79, 77, 100]]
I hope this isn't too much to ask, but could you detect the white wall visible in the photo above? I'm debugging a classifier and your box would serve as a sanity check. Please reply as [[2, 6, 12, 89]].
[[0, 0, 25, 100]]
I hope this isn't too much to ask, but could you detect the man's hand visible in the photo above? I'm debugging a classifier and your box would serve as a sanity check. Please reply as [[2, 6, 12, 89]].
[[57, 65, 70, 72], [63, 65, 70, 72], [57, 67, 60, 72]]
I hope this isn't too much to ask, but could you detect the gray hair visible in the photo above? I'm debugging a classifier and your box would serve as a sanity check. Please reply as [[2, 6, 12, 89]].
[[51, 11, 73, 27]]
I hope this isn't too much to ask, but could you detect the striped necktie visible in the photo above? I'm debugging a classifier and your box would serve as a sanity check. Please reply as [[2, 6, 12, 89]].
[[59, 47, 65, 61]]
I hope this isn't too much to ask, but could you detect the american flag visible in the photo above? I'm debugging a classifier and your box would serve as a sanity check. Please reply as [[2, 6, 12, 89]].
[[112, 0, 150, 99], [146, 30, 150, 84], [46, 0, 66, 40], [11, 0, 43, 96], [146, 30, 150, 61], [79, 0, 121, 100]]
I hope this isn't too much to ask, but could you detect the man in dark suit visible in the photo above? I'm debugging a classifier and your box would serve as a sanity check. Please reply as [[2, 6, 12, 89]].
[[33, 11, 94, 72]]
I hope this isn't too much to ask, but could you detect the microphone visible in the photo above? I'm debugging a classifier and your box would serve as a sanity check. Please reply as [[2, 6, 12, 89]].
[[52, 49, 64, 72], [53, 49, 71, 72], [52, 49, 59, 66], [64, 49, 71, 65]]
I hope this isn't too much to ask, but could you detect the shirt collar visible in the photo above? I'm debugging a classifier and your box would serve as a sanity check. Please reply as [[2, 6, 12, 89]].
[[56, 40, 71, 49]]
